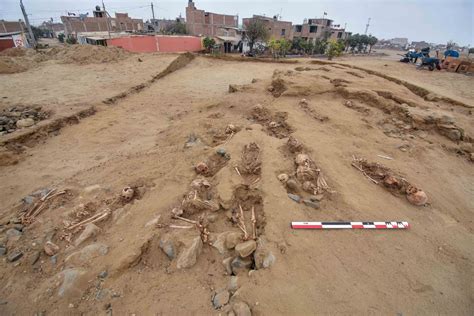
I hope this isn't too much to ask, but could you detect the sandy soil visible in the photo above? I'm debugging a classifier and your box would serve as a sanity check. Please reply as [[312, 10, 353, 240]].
[[336, 49, 474, 107], [0, 49, 473, 315]]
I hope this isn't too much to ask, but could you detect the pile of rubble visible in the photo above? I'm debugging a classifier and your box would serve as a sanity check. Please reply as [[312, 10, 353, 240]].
[[0, 106, 49, 135]]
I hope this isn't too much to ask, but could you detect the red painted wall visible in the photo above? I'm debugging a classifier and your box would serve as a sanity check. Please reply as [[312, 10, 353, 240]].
[[0, 38, 15, 52], [107, 35, 202, 53], [156, 36, 202, 52], [107, 36, 156, 53]]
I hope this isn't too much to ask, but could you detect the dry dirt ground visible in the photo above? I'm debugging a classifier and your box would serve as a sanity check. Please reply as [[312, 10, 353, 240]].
[[0, 48, 473, 315]]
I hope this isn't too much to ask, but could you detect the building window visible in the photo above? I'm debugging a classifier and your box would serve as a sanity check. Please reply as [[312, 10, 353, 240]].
[[281, 29, 286, 36], [309, 25, 317, 33], [337, 32, 342, 38], [295, 25, 302, 32]]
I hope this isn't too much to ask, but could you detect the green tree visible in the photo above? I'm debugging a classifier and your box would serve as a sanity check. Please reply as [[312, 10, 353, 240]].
[[279, 38, 292, 57], [326, 39, 343, 60], [203, 37, 215, 53], [346, 34, 359, 53], [314, 38, 328, 54], [300, 40, 314, 55], [291, 37, 305, 54], [31, 26, 43, 40], [367, 35, 378, 54], [359, 34, 369, 53], [244, 19, 269, 54]]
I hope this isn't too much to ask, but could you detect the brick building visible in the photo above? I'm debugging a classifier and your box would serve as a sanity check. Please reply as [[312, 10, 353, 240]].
[[61, 7, 143, 37], [185, 0, 238, 37], [0, 20, 26, 33], [293, 18, 349, 42], [242, 15, 292, 40]]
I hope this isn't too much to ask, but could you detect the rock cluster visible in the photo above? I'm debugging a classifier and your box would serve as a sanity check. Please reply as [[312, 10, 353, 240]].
[[0, 106, 48, 135]]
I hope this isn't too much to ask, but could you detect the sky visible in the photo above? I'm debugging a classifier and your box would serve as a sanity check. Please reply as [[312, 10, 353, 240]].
[[1, 0, 473, 46]]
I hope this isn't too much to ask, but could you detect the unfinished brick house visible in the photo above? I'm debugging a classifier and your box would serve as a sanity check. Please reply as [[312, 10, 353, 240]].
[[242, 15, 293, 40], [0, 20, 26, 33], [61, 6, 143, 37], [293, 18, 350, 42], [185, 0, 238, 37]]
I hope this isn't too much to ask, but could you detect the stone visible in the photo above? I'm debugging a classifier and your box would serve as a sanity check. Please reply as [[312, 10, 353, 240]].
[[286, 180, 298, 191], [233, 301, 252, 316], [177, 237, 202, 269], [159, 237, 176, 260], [217, 148, 227, 157], [7, 250, 23, 262], [222, 257, 233, 274], [225, 232, 242, 249], [235, 240, 257, 258], [207, 213, 218, 223], [212, 232, 230, 254], [44, 241, 60, 256], [6, 228, 21, 238], [50, 255, 58, 264], [212, 289, 230, 309], [98, 270, 108, 279], [74, 223, 101, 247], [228, 276, 239, 293], [31, 251, 40, 265], [287, 193, 301, 203], [439, 115, 455, 125], [446, 129, 461, 141], [16, 118, 35, 128], [65, 243, 109, 265], [229, 85, 238, 93], [254, 239, 275, 270], [309, 194, 324, 202], [302, 199, 320, 209], [57, 268, 86, 297], [13, 224, 24, 232], [231, 256, 253, 275], [22, 195, 35, 205], [0, 246, 6, 256]]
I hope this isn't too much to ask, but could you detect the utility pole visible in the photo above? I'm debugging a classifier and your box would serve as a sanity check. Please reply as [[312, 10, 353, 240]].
[[20, 0, 36, 48], [151, 2, 155, 20], [365, 17, 371, 35], [102, 0, 111, 39]]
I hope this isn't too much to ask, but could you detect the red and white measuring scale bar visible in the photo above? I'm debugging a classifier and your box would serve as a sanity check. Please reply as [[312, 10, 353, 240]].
[[291, 221, 409, 229]]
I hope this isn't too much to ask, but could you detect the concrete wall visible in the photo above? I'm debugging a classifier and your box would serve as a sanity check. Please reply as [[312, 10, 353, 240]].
[[107, 35, 202, 53]]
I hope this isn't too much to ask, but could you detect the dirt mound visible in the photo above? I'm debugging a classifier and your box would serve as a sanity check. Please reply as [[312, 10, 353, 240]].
[[0, 47, 28, 57], [0, 45, 131, 74], [44, 45, 130, 64], [0, 58, 27, 74]]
